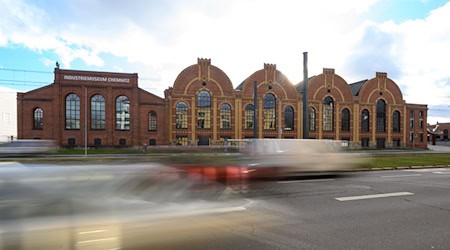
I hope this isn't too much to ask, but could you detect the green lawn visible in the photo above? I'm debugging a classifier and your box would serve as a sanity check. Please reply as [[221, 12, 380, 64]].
[[364, 154, 450, 168]]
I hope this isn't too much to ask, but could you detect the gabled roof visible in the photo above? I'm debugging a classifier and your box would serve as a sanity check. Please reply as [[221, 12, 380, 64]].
[[235, 79, 246, 91], [349, 79, 368, 96]]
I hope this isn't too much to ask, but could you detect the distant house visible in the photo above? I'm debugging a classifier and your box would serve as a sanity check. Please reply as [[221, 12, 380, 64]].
[[0, 87, 17, 142]]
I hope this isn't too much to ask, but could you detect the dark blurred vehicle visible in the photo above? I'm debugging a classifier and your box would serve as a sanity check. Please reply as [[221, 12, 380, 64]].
[[0, 140, 57, 156]]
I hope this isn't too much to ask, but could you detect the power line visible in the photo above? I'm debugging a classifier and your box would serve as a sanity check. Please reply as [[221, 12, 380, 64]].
[[0, 68, 53, 74]]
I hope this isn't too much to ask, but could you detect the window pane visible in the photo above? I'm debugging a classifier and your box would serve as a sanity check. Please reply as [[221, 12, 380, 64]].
[[284, 106, 294, 130], [65, 94, 80, 129], [341, 108, 350, 131], [149, 111, 157, 131], [245, 104, 254, 130], [376, 100, 386, 132], [220, 103, 231, 129], [34, 108, 43, 129], [263, 94, 276, 130], [91, 95, 106, 130], [176, 102, 188, 129], [323, 97, 333, 132], [361, 109, 369, 132], [309, 107, 316, 131], [116, 95, 130, 130]]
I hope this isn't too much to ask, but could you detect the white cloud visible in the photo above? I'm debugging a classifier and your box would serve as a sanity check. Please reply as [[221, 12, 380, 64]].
[[1, 0, 449, 124]]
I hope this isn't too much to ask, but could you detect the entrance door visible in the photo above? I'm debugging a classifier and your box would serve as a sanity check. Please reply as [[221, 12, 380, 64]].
[[376, 138, 385, 149], [198, 135, 210, 146]]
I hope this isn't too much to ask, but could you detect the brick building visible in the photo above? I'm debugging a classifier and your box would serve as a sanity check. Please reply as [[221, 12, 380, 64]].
[[17, 68, 165, 147], [17, 58, 428, 149]]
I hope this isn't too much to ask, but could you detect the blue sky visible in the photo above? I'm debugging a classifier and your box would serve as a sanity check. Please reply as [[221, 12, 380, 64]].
[[1, 0, 449, 123]]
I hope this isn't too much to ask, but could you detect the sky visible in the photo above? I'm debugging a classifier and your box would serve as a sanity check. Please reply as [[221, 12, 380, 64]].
[[0, 0, 449, 124]]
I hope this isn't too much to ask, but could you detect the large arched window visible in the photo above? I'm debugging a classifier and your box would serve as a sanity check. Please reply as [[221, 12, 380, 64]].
[[341, 108, 350, 132], [361, 109, 370, 132], [263, 93, 276, 130], [309, 107, 316, 131], [245, 104, 254, 130], [323, 96, 334, 131], [176, 102, 188, 129], [149, 111, 157, 131], [116, 95, 130, 130], [220, 103, 231, 129], [376, 99, 386, 132], [65, 94, 80, 130], [284, 106, 294, 130], [197, 90, 211, 129], [393, 110, 401, 133], [91, 94, 106, 130], [33, 108, 43, 130]]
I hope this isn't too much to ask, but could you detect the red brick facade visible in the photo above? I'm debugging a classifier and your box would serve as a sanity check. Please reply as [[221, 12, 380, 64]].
[[17, 59, 428, 149], [17, 69, 165, 147]]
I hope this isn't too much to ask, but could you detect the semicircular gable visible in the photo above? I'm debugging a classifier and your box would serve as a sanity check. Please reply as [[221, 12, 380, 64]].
[[172, 62, 234, 97], [240, 68, 297, 100], [308, 69, 353, 103], [172, 64, 197, 94], [358, 73, 404, 104]]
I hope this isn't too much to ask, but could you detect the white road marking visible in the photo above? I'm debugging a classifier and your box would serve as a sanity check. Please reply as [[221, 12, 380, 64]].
[[335, 192, 414, 201], [433, 171, 450, 174], [277, 178, 334, 184], [380, 174, 422, 178]]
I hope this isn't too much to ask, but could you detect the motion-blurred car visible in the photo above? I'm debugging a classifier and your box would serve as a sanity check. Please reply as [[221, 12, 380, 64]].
[[0, 140, 57, 155], [240, 139, 365, 178]]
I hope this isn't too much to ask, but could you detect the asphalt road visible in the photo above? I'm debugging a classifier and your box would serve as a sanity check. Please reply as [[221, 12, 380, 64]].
[[208, 168, 450, 249], [1, 162, 449, 249]]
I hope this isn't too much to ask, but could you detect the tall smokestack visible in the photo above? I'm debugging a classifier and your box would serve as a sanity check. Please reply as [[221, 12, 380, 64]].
[[302, 52, 309, 139]]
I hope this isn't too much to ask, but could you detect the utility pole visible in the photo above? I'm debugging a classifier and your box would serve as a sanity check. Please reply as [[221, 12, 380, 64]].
[[253, 80, 258, 138], [302, 52, 309, 139]]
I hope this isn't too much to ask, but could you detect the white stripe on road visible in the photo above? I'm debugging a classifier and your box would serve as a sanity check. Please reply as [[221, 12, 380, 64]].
[[335, 192, 414, 201], [380, 174, 422, 178], [433, 171, 450, 174], [278, 178, 334, 184]]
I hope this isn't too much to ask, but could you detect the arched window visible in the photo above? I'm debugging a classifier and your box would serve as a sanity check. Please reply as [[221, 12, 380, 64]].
[[197, 90, 211, 129], [323, 96, 334, 131], [284, 106, 294, 130], [149, 111, 157, 131], [33, 108, 43, 129], [245, 104, 254, 130], [263, 93, 276, 130], [176, 102, 188, 129], [116, 95, 130, 130], [361, 109, 369, 132], [376, 99, 386, 132], [220, 103, 231, 129], [309, 107, 316, 131], [341, 108, 350, 132], [65, 94, 80, 130], [393, 110, 401, 133], [91, 94, 106, 130]]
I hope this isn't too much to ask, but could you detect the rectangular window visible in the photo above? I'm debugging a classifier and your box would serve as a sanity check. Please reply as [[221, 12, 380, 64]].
[[361, 138, 369, 147], [176, 136, 188, 146], [245, 109, 254, 130], [418, 111, 423, 129], [409, 110, 414, 129], [410, 132, 414, 143], [119, 138, 126, 147], [197, 108, 211, 129]]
